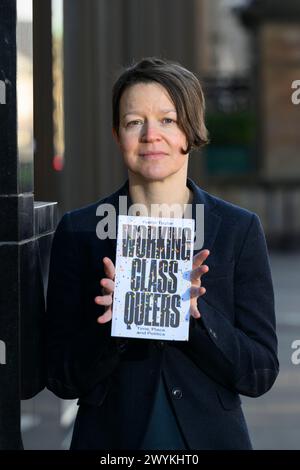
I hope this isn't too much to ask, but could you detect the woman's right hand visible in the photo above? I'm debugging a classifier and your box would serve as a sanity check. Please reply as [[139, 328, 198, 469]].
[[94, 257, 115, 324]]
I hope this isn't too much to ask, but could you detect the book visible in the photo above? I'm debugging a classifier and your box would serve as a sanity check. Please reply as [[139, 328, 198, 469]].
[[111, 215, 195, 341]]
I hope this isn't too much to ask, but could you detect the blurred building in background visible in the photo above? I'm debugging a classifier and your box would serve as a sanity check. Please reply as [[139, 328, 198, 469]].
[[200, 0, 251, 76], [33, 0, 300, 249]]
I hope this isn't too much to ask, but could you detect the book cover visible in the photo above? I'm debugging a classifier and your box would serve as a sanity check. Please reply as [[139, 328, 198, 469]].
[[111, 215, 195, 341]]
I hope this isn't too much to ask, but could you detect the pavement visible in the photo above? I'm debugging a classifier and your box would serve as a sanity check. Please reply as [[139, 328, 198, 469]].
[[21, 252, 300, 450], [242, 252, 300, 450]]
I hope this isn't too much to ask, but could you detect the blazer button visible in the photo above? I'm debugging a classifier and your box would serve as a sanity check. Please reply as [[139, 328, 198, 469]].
[[157, 341, 165, 349], [172, 388, 183, 399], [116, 339, 128, 353], [209, 328, 217, 339]]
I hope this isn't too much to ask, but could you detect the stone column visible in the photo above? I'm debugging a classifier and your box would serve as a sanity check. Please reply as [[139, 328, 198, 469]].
[[0, 0, 57, 449], [239, 0, 300, 181], [0, 0, 24, 450], [260, 23, 300, 181]]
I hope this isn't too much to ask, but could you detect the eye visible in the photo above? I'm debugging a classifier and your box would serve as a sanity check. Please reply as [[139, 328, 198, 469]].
[[162, 118, 176, 124], [126, 120, 143, 128]]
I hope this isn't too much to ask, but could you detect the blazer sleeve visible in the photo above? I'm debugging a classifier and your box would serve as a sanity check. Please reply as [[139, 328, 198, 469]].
[[46, 213, 120, 399], [181, 213, 279, 397]]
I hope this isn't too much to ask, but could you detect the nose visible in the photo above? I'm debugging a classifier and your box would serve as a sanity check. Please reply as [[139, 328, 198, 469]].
[[140, 121, 161, 142]]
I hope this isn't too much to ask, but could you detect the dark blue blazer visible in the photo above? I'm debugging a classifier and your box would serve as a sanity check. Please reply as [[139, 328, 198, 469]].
[[46, 178, 279, 450]]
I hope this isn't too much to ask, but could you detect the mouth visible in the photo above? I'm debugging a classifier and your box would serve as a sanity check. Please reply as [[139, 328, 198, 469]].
[[139, 152, 168, 159]]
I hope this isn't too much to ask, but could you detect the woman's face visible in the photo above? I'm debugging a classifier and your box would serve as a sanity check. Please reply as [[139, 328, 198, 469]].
[[115, 82, 189, 183]]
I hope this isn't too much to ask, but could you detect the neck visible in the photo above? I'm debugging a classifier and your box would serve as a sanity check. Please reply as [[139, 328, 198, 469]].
[[128, 172, 193, 218]]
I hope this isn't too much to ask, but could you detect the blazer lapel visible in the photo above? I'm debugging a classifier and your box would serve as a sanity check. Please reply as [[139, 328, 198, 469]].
[[105, 181, 131, 261], [187, 178, 222, 255]]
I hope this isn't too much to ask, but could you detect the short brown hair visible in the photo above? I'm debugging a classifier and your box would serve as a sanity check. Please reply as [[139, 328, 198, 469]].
[[112, 57, 209, 153]]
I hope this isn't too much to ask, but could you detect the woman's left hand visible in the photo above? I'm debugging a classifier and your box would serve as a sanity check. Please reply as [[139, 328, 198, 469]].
[[190, 249, 210, 319]]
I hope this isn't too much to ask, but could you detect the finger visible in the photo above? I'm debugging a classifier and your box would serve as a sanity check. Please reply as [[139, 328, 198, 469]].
[[95, 294, 113, 306], [190, 265, 209, 282], [190, 303, 201, 319], [192, 249, 210, 269], [100, 278, 115, 294], [103, 257, 115, 280], [190, 286, 206, 299], [97, 309, 112, 324]]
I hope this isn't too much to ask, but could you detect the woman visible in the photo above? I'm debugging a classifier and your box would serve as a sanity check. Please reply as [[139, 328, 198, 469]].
[[46, 57, 279, 450]]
